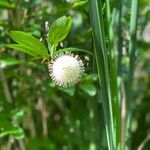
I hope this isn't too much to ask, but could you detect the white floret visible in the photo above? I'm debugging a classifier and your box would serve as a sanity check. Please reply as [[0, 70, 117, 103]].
[[48, 53, 85, 87]]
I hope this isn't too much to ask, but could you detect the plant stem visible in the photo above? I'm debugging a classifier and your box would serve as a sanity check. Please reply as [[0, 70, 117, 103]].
[[88, 0, 115, 149], [126, 0, 139, 149]]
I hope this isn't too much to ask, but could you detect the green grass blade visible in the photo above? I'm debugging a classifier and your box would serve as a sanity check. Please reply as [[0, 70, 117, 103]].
[[126, 0, 139, 149], [106, 0, 121, 149], [88, 0, 115, 149]]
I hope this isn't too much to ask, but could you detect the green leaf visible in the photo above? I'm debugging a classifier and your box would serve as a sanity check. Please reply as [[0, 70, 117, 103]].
[[27, 138, 56, 150], [48, 16, 72, 52], [80, 82, 97, 96], [7, 44, 41, 57], [0, 55, 21, 68], [55, 47, 95, 57], [73, 0, 88, 8], [0, 0, 15, 8], [82, 74, 98, 82], [58, 87, 76, 96], [11, 107, 26, 123], [0, 127, 24, 139], [8, 31, 49, 58]]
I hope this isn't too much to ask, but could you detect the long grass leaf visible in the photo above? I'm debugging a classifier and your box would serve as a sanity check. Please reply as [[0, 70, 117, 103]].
[[126, 0, 139, 149], [106, 0, 121, 149], [88, 0, 115, 149]]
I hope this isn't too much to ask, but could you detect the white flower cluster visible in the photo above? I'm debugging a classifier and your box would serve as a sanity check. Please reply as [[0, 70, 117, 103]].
[[48, 53, 85, 87]]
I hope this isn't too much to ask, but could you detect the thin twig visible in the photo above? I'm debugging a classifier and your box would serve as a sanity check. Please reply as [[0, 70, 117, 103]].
[[7, 136, 14, 150], [36, 97, 49, 137], [23, 108, 36, 138], [137, 134, 150, 150], [18, 139, 25, 150], [0, 68, 13, 103], [121, 82, 126, 150]]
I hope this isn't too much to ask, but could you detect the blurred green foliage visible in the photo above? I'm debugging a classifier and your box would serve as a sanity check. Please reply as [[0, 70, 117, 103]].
[[0, 0, 150, 150]]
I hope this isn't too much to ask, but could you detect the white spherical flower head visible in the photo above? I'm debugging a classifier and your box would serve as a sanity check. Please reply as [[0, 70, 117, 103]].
[[48, 53, 85, 87]]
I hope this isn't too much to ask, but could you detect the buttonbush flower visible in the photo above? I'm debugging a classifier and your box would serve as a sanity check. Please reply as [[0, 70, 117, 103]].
[[48, 53, 85, 87]]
